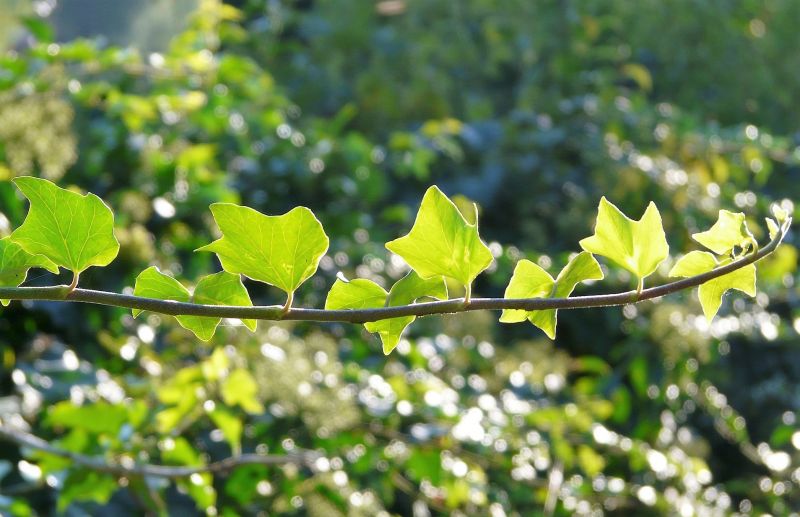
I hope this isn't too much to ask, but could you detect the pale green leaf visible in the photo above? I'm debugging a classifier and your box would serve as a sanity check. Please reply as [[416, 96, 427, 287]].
[[667, 251, 717, 277], [325, 272, 447, 354], [499, 260, 555, 324], [10, 177, 119, 275], [385, 186, 493, 288], [132, 266, 190, 318], [766, 218, 780, 240], [324, 277, 387, 310], [772, 204, 788, 224], [527, 252, 604, 338], [692, 210, 752, 255], [197, 203, 329, 298], [220, 368, 263, 414], [501, 252, 602, 339], [386, 269, 449, 307], [579, 197, 668, 280], [0, 237, 59, 306], [669, 251, 757, 321], [193, 271, 256, 332], [367, 271, 448, 354], [133, 267, 255, 341]]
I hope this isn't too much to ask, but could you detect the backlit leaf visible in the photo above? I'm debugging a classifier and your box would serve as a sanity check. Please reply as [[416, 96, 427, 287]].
[[324, 277, 387, 311], [0, 237, 59, 306], [197, 204, 329, 301], [766, 218, 780, 240], [500, 252, 603, 338], [499, 260, 555, 324], [326, 272, 447, 354], [366, 271, 448, 354], [579, 197, 668, 281], [669, 251, 756, 321], [385, 186, 492, 289], [193, 271, 257, 332], [10, 177, 119, 275], [133, 267, 255, 341], [692, 210, 753, 255]]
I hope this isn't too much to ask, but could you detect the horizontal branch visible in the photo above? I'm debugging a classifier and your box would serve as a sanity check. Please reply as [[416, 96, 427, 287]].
[[0, 219, 790, 323], [0, 424, 319, 479]]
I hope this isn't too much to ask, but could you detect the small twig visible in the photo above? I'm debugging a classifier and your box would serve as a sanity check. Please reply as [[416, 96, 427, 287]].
[[0, 424, 319, 479]]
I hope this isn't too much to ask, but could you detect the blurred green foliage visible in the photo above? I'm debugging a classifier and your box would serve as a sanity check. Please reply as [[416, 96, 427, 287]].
[[0, 0, 799, 515]]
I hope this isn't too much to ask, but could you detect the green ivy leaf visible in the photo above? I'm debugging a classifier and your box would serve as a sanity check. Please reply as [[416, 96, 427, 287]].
[[133, 267, 255, 341], [324, 277, 388, 310], [579, 197, 668, 282], [500, 252, 603, 338], [193, 272, 257, 333], [325, 271, 447, 354], [10, 177, 119, 276], [692, 210, 753, 255], [197, 204, 329, 302], [0, 237, 59, 306], [386, 270, 449, 307], [366, 272, 448, 354], [498, 261, 555, 324], [385, 186, 492, 291], [766, 218, 780, 240], [220, 368, 263, 414], [669, 251, 756, 321]]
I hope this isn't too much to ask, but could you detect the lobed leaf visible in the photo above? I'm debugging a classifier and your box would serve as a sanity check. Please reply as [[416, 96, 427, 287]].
[[324, 277, 387, 310], [579, 197, 668, 281], [385, 186, 492, 290], [499, 261, 555, 324], [0, 237, 59, 306], [500, 252, 603, 338], [366, 271, 448, 354], [10, 177, 119, 275], [197, 204, 329, 302], [326, 271, 447, 354], [692, 210, 753, 256], [133, 267, 255, 341], [669, 251, 756, 321]]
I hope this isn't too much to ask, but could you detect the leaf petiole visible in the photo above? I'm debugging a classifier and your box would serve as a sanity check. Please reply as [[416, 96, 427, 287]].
[[282, 291, 294, 313], [68, 272, 80, 292]]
